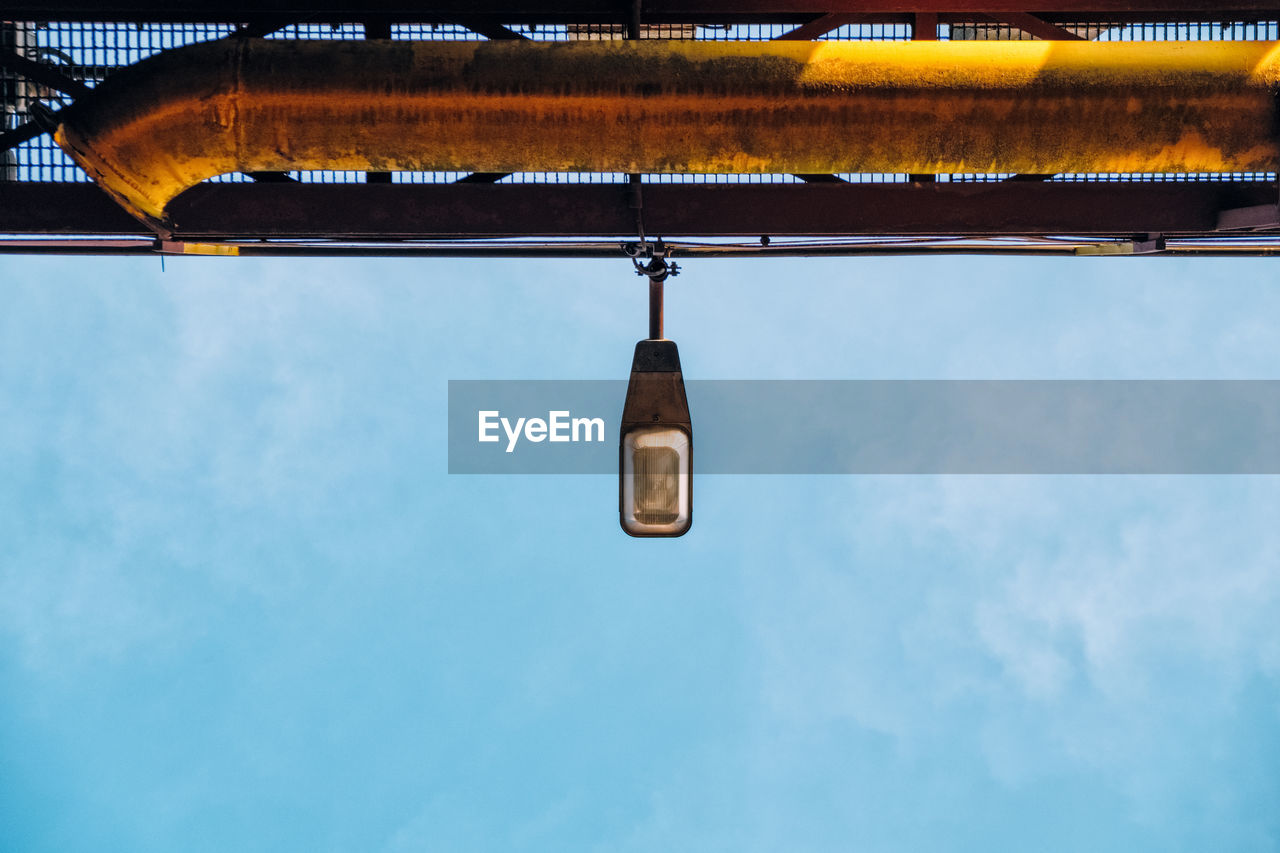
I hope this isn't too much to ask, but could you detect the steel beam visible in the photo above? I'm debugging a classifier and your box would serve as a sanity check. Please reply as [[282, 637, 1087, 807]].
[[912, 12, 939, 39], [1, 181, 1273, 238], [0, 120, 45, 153], [11, 237, 1280, 258], [0, 50, 93, 98], [774, 14, 865, 40], [2, 3, 1278, 24], [976, 12, 1087, 39]]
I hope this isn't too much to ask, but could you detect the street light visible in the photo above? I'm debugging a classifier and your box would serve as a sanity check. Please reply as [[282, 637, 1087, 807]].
[[620, 250, 691, 537]]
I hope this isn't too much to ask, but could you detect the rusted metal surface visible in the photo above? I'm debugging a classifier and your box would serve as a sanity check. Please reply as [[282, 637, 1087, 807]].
[[52, 38, 1280, 232]]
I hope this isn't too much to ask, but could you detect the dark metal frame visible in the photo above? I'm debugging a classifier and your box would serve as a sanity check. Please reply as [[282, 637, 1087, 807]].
[[5, 2, 1280, 257], [6, 3, 1279, 23], [2, 181, 1274, 239]]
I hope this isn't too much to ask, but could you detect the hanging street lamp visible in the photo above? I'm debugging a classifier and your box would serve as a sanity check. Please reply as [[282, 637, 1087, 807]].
[[619, 246, 691, 537]]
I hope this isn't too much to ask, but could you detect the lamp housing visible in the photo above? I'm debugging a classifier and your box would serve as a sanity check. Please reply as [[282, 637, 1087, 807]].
[[619, 339, 692, 537]]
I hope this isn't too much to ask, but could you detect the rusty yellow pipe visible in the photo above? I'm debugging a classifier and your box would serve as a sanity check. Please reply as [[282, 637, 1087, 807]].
[[53, 38, 1280, 231]]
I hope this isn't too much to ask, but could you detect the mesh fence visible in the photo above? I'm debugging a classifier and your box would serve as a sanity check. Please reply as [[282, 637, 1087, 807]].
[[3, 18, 1279, 185]]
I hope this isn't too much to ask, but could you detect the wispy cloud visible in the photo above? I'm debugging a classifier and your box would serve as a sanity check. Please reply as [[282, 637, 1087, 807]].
[[738, 476, 1280, 832]]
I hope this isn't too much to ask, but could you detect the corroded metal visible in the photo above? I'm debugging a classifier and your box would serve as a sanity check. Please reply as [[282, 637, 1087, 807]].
[[52, 38, 1280, 230]]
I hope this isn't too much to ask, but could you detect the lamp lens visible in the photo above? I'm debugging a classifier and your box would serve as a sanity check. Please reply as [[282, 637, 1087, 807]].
[[621, 426, 690, 536], [634, 446, 679, 523]]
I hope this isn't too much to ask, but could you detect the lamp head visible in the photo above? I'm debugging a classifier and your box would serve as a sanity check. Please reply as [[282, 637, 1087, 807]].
[[619, 339, 692, 537]]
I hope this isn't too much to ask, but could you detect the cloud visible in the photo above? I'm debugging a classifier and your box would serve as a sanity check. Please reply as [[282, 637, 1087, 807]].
[[737, 476, 1280, 835], [5, 254, 1280, 851]]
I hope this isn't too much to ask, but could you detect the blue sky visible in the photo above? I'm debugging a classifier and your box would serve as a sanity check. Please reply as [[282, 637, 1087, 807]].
[[2, 253, 1279, 852]]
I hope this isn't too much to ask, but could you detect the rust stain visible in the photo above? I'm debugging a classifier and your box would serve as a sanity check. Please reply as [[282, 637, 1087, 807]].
[[52, 39, 1280, 230]]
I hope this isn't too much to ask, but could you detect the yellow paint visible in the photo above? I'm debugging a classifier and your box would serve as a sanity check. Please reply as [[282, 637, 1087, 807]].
[[180, 242, 239, 256], [51, 39, 1280, 230]]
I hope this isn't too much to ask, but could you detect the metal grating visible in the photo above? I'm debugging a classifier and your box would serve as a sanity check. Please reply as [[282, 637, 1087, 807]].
[[4, 17, 1280, 186]]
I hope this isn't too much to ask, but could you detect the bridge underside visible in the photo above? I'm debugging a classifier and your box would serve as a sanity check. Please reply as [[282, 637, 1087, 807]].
[[5, 3, 1280, 257]]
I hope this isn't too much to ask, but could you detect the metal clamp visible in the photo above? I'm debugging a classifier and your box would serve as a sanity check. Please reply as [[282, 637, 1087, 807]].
[[624, 239, 681, 282]]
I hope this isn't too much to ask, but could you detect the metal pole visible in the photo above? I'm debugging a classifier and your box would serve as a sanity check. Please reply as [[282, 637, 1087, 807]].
[[628, 0, 642, 40], [649, 276, 663, 340]]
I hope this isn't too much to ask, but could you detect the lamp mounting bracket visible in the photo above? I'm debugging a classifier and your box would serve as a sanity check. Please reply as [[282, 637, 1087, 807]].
[[624, 239, 680, 283]]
